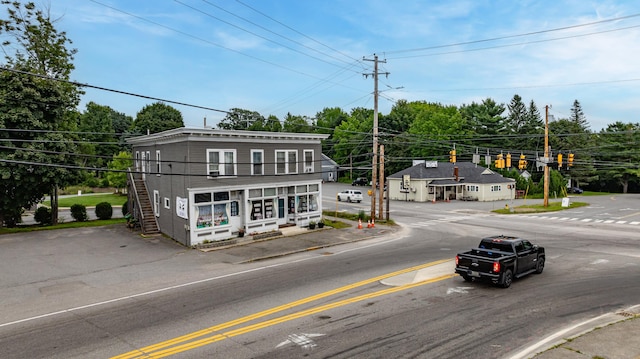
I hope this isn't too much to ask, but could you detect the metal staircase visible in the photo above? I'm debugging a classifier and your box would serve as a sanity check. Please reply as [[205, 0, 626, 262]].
[[128, 172, 160, 235]]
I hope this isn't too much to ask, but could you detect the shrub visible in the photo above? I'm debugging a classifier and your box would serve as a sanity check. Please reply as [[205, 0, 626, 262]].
[[34, 206, 52, 225], [70, 204, 88, 222], [84, 176, 100, 188], [95, 202, 113, 220], [122, 200, 130, 216]]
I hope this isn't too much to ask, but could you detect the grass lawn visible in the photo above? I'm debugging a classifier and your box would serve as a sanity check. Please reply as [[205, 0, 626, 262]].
[[493, 201, 589, 214], [44, 193, 128, 208], [0, 218, 127, 235]]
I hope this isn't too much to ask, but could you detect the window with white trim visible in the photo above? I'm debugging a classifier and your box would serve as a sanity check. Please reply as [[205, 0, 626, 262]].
[[248, 187, 277, 221], [295, 184, 319, 213], [275, 150, 297, 174], [153, 190, 160, 217], [156, 150, 161, 175], [194, 191, 231, 229], [303, 150, 313, 173], [491, 185, 502, 192], [145, 151, 151, 174], [251, 149, 264, 175], [206, 149, 236, 177], [140, 151, 146, 173]]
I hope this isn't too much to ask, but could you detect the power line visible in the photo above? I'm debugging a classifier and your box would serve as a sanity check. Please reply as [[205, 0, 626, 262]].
[[197, 0, 358, 68], [87, 0, 356, 86], [0, 66, 230, 114], [234, 0, 360, 64], [174, 0, 355, 70], [384, 13, 640, 56]]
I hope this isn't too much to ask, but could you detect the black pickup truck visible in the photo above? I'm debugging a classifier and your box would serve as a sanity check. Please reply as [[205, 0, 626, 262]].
[[455, 235, 545, 288]]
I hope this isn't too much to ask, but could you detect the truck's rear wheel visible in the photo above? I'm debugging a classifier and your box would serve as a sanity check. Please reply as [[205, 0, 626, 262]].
[[462, 275, 473, 282], [535, 256, 545, 274], [501, 269, 513, 288]]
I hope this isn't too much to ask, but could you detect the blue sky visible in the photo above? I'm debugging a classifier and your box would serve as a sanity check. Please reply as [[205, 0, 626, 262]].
[[44, 0, 640, 131]]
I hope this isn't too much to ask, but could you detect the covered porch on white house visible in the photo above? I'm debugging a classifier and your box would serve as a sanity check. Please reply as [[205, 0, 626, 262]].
[[427, 180, 464, 201]]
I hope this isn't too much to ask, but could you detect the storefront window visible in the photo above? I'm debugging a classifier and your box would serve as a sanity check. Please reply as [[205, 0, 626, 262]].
[[251, 200, 263, 220], [213, 203, 229, 225], [194, 191, 231, 229], [309, 194, 318, 211], [196, 205, 212, 228]]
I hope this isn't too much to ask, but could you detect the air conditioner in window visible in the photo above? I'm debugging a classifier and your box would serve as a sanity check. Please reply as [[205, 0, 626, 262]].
[[209, 171, 220, 177]]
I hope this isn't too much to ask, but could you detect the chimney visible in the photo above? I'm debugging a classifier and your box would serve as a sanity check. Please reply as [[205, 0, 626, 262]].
[[454, 166, 459, 181]]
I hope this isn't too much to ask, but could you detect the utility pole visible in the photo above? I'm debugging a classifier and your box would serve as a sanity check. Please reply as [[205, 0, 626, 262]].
[[544, 105, 550, 207], [379, 144, 385, 220], [363, 54, 389, 221]]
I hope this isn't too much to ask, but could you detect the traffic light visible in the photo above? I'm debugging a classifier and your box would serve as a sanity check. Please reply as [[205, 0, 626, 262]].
[[568, 153, 574, 167], [449, 149, 456, 163], [506, 153, 512, 168], [495, 153, 504, 169], [518, 154, 527, 170], [557, 153, 563, 168]]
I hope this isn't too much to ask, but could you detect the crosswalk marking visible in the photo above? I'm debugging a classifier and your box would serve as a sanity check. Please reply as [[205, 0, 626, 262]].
[[404, 213, 640, 228]]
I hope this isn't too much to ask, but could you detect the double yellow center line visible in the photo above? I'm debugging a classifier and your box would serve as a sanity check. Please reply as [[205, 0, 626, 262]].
[[112, 259, 454, 358]]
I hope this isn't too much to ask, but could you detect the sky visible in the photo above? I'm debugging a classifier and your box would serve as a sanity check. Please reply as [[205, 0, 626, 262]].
[[35, 0, 640, 131]]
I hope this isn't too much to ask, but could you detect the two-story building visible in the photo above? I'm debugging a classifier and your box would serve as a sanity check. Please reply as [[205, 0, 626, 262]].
[[126, 127, 329, 246]]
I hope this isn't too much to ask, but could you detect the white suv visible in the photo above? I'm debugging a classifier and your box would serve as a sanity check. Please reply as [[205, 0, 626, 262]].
[[337, 189, 363, 203]]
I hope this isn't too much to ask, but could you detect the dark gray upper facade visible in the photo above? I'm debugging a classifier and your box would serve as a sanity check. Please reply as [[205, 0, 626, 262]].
[[127, 127, 329, 246]]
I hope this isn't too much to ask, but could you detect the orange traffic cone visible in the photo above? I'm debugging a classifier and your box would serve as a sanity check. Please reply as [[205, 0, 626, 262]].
[[371, 218, 375, 228], [358, 218, 362, 229], [367, 220, 372, 228]]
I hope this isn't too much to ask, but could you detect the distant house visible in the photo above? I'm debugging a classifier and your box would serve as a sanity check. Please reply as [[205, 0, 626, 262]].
[[321, 154, 339, 182], [387, 161, 516, 202], [126, 127, 329, 246]]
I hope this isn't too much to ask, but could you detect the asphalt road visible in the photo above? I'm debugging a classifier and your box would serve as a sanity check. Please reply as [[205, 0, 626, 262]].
[[1, 186, 638, 358]]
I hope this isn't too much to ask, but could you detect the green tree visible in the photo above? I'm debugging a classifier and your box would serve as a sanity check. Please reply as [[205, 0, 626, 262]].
[[315, 107, 348, 156], [0, 1, 81, 226], [106, 151, 132, 193], [78, 102, 119, 167], [282, 113, 311, 133], [407, 102, 466, 161], [132, 102, 184, 134], [459, 98, 506, 152], [332, 107, 373, 178], [264, 115, 282, 132], [596, 122, 640, 193], [521, 100, 544, 152], [549, 118, 596, 188], [504, 94, 528, 149], [569, 99, 589, 130], [380, 100, 417, 174], [217, 108, 264, 130]]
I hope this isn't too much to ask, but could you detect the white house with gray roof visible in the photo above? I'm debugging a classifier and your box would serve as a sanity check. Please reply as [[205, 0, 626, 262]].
[[387, 161, 515, 202]]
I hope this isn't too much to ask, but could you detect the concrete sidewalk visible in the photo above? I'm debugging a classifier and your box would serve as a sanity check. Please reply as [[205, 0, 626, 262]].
[[197, 217, 395, 263]]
